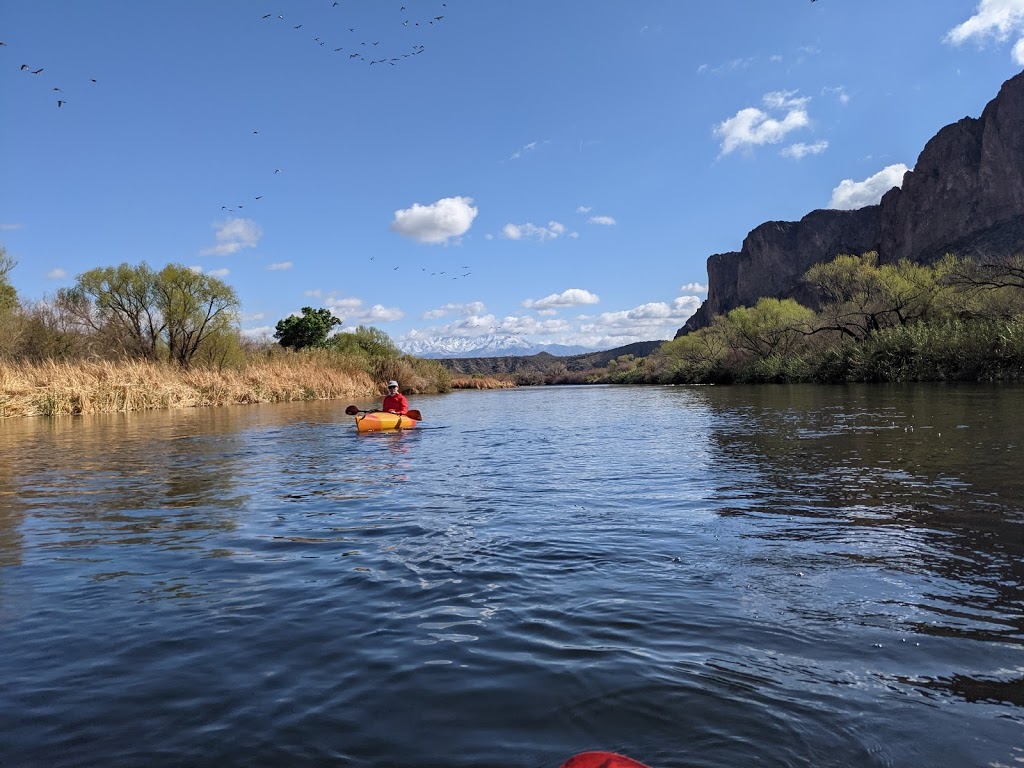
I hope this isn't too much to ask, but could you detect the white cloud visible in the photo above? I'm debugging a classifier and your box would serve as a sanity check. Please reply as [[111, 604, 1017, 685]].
[[828, 163, 909, 210], [46, 268, 67, 279], [402, 313, 501, 339], [589, 215, 617, 226], [781, 140, 829, 160], [714, 91, 811, 156], [324, 295, 405, 324], [680, 282, 708, 294], [400, 294, 701, 351], [267, 261, 292, 271], [422, 301, 487, 320], [522, 288, 600, 310], [242, 312, 265, 322], [508, 139, 548, 161], [822, 86, 850, 105], [577, 296, 701, 342], [697, 57, 757, 75], [576, 205, 593, 214], [187, 265, 230, 277], [200, 217, 263, 256], [390, 196, 478, 244], [241, 325, 274, 339], [501, 221, 567, 241], [945, 0, 1024, 63], [495, 315, 572, 336], [1, 223, 23, 231]]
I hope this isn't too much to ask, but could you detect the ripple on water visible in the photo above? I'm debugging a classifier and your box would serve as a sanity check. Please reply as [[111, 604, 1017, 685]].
[[0, 386, 1022, 767]]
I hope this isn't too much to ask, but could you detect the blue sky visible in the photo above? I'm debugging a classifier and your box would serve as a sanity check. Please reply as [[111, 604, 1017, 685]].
[[2, 0, 1023, 354]]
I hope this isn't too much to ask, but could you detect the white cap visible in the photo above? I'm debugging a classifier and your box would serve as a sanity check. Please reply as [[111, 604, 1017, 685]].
[[387, 381, 399, 388]]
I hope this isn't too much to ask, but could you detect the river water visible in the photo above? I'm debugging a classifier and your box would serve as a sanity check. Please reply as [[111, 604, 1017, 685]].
[[0, 384, 1021, 768]]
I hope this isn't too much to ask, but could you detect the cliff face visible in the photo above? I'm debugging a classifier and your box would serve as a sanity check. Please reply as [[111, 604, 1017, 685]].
[[679, 69, 1024, 336]]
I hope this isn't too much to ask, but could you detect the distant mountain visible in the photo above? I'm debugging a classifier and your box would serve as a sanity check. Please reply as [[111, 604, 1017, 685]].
[[436, 340, 666, 376], [399, 334, 594, 358]]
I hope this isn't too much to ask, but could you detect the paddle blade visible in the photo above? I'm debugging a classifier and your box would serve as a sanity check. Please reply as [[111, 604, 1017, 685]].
[[560, 753, 652, 768], [345, 405, 359, 415], [406, 409, 422, 421]]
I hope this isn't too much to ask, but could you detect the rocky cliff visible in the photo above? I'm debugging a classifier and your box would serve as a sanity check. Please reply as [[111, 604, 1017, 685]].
[[679, 69, 1024, 336]]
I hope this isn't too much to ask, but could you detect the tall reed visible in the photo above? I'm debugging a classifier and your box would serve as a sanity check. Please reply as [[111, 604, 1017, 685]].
[[450, 376, 516, 390], [0, 358, 378, 418]]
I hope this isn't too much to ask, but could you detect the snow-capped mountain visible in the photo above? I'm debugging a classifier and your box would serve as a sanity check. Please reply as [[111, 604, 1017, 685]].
[[398, 334, 594, 359]]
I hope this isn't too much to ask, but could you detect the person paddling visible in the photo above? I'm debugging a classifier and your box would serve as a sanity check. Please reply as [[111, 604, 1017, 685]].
[[379, 380, 408, 415]]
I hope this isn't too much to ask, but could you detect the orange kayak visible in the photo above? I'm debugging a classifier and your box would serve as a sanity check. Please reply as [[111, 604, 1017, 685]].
[[560, 753, 651, 768], [354, 411, 419, 433]]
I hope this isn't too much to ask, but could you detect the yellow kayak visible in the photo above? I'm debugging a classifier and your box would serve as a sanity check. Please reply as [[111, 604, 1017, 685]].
[[347, 406, 421, 432]]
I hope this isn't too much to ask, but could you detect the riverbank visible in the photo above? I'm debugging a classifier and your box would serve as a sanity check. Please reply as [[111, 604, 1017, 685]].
[[450, 376, 516, 389], [0, 359, 382, 418]]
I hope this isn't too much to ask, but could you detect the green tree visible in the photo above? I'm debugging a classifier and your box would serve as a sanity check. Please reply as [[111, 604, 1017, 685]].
[[329, 324, 402, 382], [61, 262, 163, 359], [721, 297, 815, 359], [0, 248, 18, 313], [650, 324, 729, 382], [939, 253, 1024, 320], [154, 264, 239, 367], [274, 306, 341, 350], [804, 252, 948, 340], [62, 262, 240, 365], [329, 324, 399, 357]]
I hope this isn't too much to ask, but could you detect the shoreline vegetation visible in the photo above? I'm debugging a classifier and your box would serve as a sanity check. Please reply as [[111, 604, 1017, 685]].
[[0, 357, 379, 418], [444, 251, 1024, 388], [0, 361, 518, 418], [2, 250, 1023, 418]]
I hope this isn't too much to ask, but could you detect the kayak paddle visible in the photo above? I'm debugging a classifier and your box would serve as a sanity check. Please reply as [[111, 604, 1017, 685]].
[[345, 405, 422, 421], [560, 752, 652, 768]]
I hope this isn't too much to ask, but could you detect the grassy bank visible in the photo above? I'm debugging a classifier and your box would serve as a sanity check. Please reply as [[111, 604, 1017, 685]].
[[450, 376, 516, 390], [0, 357, 383, 418]]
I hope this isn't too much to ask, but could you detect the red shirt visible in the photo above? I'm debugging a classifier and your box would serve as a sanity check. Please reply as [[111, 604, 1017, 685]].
[[382, 392, 408, 414]]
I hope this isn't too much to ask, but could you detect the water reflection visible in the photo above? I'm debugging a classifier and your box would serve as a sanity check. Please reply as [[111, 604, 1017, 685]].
[[688, 383, 1024, 654], [1, 387, 1022, 767]]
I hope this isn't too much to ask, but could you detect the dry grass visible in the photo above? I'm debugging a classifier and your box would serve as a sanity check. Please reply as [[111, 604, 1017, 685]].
[[450, 376, 517, 390], [0, 358, 378, 418]]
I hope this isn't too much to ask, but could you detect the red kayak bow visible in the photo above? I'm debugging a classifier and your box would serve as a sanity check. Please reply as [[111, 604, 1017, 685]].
[[560, 752, 652, 768]]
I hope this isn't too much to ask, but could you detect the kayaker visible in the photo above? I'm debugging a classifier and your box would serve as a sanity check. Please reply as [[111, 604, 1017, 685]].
[[380, 380, 409, 414]]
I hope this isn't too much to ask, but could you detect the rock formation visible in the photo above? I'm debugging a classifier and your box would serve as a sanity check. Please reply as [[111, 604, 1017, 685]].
[[679, 69, 1024, 336]]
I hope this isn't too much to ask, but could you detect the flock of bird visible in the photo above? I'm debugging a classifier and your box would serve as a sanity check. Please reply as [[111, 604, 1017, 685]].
[[5, 2, 473, 284], [3, 41, 98, 109], [210, 2, 451, 252], [258, 2, 444, 67], [3, 2, 447, 107]]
